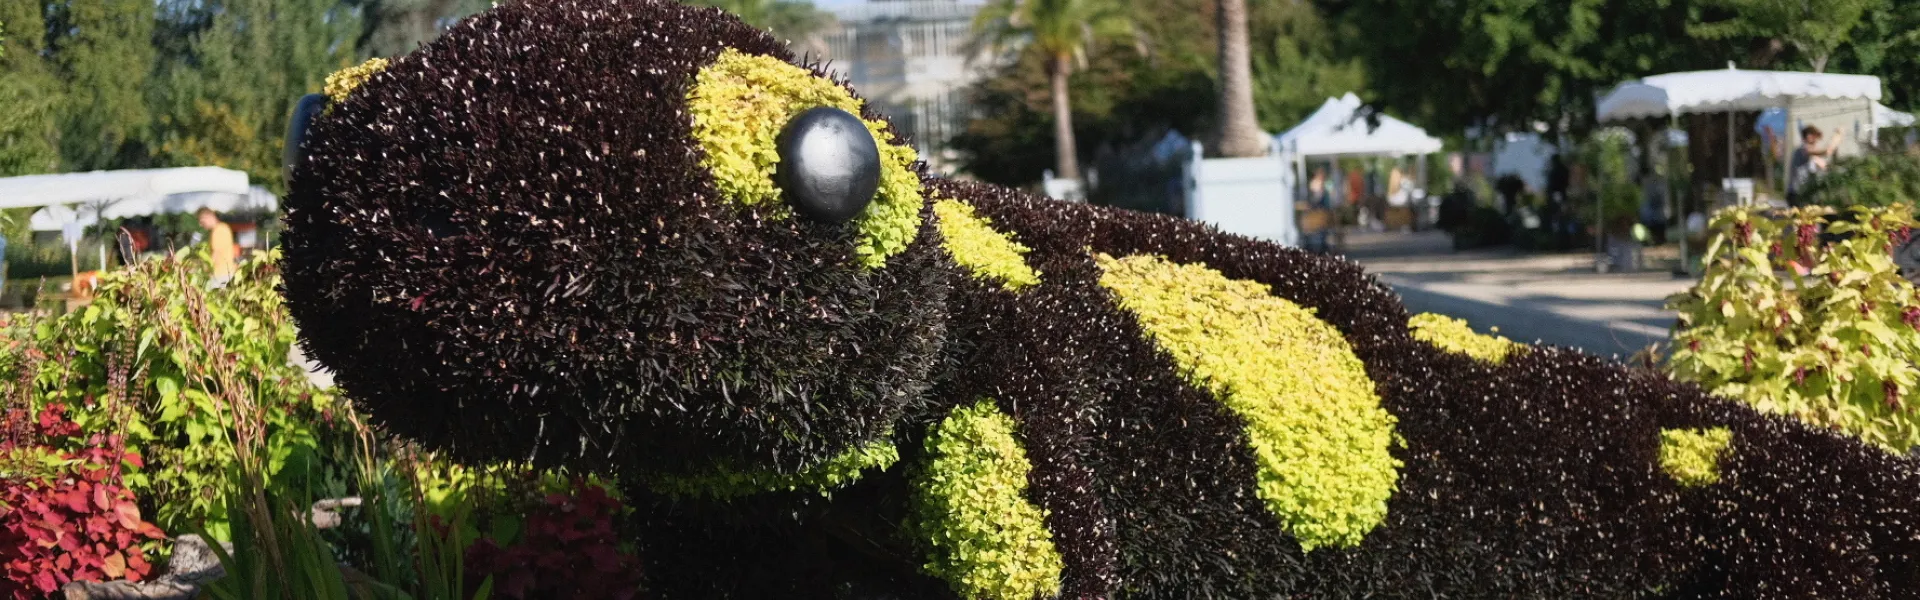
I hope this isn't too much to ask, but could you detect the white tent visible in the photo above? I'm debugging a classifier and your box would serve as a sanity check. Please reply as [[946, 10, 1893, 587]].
[[28, 186, 278, 232], [1877, 103, 1917, 128], [1596, 68, 1881, 120], [0, 167, 250, 210], [1277, 93, 1444, 157], [1595, 65, 1886, 275], [1596, 65, 1885, 198], [0, 167, 254, 275]]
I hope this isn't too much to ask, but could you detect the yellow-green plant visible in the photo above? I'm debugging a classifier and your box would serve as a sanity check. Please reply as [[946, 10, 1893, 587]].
[[647, 438, 899, 500], [687, 49, 923, 268], [1657, 427, 1733, 488], [323, 58, 390, 107], [1409, 313, 1521, 363], [1668, 206, 1920, 452], [1095, 253, 1400, 551], [932, 198, 1040, 291], [912, 400, 1063, 600]]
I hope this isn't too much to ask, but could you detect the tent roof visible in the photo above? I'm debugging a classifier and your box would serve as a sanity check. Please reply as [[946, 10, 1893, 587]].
[[0, 167, 250, 210], [1753, 103, 1916, 137], [1596, 67, 1883, 121], [1277, 93, 1444, 157], [28, 186, 278, 232]]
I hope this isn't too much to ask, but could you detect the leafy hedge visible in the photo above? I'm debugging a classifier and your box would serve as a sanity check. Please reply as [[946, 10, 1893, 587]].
[[1668, 206, 1920, 452]]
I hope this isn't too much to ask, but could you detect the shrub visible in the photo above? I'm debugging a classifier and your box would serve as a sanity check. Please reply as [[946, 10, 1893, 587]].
[[911, 400, 1062, 600], [1667, 205, 1920, 452], [1797, 152, 1920, 209], [1, 250, 338, 535], [1094, 253, 1400, 551], [463, 480, 645, 600], [0, 404, 164, 598]]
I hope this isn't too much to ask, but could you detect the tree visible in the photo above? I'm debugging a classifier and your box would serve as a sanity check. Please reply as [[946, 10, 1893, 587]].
[[1248, 0, 1363, 133], [0, 5, 65, 176], [972, 0, 1136, 182], [952, 42, 1213, 187], [45, 0, 155, 171], [156, 0, 361, 192], [1208, 0, 1264, 157], [1688, 0, 1884, 72], [1830, 0, 1920, 110], [682, 0, 834, 44], [1313, 0, 1717, 140], [346, 0, 489, 58]]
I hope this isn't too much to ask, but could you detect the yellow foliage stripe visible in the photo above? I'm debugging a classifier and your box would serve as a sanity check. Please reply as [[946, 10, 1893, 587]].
[[1094, 253, 1402, 551], [687, 49, 924, 268], [1658, 427, 1733, 488], [323, 57, 390, 106], [1409, 313, 1523, 364], [912, 400, 1064, 600], [931, 198, 1041, 291], [646, 438, 900, 500]]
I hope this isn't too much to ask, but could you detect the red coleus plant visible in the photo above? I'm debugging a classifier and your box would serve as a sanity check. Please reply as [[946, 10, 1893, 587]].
[[464, 481, 643, 599], [0, 405, 165, 599]]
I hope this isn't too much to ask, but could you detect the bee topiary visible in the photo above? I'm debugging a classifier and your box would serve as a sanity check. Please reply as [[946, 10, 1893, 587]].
[[282, 1, 1920, 597]]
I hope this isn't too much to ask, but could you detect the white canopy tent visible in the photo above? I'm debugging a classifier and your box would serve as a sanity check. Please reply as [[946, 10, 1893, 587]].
[[1277, 93, 1445, 157], [1274, 94, 1445, 236], [1596, 65, 1885, 199], [0, 167, 250, 210], [1595, 65, 1886, 275], [0, 167, 254, 276]]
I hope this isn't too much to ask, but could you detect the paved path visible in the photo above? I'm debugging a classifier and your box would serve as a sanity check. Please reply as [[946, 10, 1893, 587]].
[[1338, 232, 1694, 359]]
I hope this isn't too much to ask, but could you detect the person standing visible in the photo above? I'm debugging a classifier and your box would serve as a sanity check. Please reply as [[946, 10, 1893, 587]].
[[1300, 167, 1334, 253], [1788, 125, 1843, 206], [199, 207, 238, 284]]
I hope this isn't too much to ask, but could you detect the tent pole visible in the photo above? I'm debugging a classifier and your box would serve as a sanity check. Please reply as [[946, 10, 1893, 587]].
[[1727, 111, 1737, 206], [1781, 103, 1793, 203], [1675, 114, 1688, 277]]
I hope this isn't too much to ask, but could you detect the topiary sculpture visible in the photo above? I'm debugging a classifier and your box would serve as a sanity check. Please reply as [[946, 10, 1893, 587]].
[[280, 1, 1920, 597]]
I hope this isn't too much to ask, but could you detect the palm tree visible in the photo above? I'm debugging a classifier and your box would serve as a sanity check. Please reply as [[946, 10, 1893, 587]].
[[1210, 0, 1267, 157], [972, 0, 1135, 183]]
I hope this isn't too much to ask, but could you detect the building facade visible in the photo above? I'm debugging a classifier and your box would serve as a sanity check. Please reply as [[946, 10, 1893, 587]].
[[819, 0, 990, 173]]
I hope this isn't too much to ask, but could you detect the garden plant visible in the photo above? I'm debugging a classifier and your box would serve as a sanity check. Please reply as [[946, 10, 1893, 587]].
[[246, 0, 1920, 597]]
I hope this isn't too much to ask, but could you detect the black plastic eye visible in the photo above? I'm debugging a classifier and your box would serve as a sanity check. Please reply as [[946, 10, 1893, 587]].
[[774, 106, 882, 224], [285, 93, 329, 182]]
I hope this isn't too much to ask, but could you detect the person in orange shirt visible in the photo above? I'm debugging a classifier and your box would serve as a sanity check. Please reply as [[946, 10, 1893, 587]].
[[199, 207, 238, 284]]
